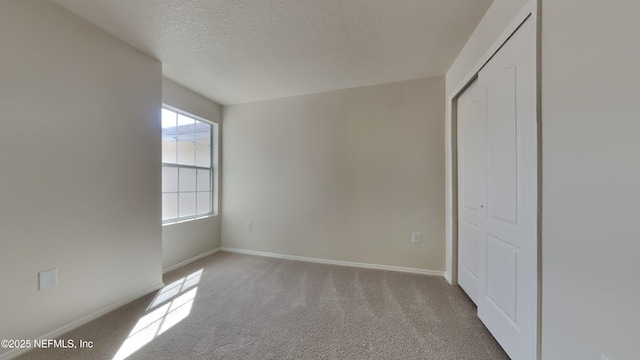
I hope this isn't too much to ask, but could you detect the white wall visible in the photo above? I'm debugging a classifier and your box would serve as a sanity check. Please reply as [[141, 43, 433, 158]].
[[222, 77, 445, 271], [541, 0, 640, 359], [0, 0, 162, 356], [162, 78, 222, 270]]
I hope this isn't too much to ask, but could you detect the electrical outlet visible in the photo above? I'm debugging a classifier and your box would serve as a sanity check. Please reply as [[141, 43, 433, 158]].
[[600, 354, 611, 360], [412, 232, 422, 243], [246, 221, 253, 231]]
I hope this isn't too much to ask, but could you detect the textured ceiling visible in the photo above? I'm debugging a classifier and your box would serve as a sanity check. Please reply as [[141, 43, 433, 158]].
[[52, 0, 492, 105]]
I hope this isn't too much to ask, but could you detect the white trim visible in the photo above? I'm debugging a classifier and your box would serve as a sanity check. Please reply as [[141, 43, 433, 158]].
[[445, 0, 537, 285], [162, 247, 221, 274], [444, 271, 452, 284], [221, 247, 444, 277], [0, 282, 165, 360], [162, 214, 218, 227]]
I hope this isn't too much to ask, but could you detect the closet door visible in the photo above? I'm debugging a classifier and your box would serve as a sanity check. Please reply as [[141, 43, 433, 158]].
[[457, 79, 485, 305], [477, 16, 538, 360]]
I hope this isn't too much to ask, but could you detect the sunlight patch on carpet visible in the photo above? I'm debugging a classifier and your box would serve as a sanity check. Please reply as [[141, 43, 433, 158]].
[[112, 269, 202, 360]]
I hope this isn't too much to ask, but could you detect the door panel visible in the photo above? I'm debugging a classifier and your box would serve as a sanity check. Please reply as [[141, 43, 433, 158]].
[[486, 66, 518, 224], [477, 16, 538, 360], [458, 220, 482, 299], [486, 235, 518, 324], [457, 79, 484, 305]]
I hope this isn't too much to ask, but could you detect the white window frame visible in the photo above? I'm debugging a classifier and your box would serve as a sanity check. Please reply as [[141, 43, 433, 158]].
[[161, 104, 218, 224]]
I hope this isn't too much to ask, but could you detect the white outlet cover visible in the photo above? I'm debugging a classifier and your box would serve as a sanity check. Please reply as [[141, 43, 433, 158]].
[[246, 221, 253, 230], [412, 232, 422, 243], [39, 268, 58, 290]]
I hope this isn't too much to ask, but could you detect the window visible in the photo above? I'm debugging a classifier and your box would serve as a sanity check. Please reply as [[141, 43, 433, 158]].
[[161, 106, 217, 222]]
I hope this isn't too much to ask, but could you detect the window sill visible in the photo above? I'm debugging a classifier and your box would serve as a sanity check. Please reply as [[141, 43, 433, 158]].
[[162, 214, 218, 226]]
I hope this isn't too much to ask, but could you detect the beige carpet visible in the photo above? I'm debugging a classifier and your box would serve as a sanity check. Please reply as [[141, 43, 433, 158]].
[[17, 252, 509, 360]]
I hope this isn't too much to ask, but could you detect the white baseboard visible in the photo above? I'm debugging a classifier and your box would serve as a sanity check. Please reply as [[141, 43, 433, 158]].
[[0, 282, 165, 360], [221, 247, 444, 277], [162, 247, 221, 274]]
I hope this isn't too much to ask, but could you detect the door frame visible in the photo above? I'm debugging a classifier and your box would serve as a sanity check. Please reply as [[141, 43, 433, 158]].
[[444, 0, 541, 356]]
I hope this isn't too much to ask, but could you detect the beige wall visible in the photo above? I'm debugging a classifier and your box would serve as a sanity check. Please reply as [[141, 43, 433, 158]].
[[0, 0, 162, 355], [541, 0, 640, 359], [162, 78, 222, 271], [222, 77, 445, 271]]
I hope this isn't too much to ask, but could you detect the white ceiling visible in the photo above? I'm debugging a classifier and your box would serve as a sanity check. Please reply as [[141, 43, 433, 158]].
[[53, 0, 492, 105]]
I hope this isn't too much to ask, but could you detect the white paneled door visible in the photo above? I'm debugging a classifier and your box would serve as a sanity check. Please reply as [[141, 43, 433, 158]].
[[457, 16, 538, 360], [457, 78, 484, 305]]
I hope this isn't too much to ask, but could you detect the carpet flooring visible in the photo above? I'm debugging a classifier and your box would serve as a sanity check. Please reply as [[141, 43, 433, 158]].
[[16, 252, 509, 360]]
